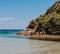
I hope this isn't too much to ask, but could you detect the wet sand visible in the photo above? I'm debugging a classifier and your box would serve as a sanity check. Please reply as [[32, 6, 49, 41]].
[[0, 37, 60, 54]]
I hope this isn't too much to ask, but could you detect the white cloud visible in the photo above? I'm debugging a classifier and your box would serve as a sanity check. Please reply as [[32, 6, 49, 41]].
[[0, 17, 14, 20]]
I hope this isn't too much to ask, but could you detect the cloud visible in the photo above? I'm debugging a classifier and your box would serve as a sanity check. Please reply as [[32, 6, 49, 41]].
[[0, 17, 14, 20]]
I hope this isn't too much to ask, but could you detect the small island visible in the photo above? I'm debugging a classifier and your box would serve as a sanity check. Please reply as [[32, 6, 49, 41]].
[[17, 1, 60, 41]]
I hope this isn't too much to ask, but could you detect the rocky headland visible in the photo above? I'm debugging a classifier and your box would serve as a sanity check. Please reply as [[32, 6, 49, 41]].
[[17, 1, 60, 41]]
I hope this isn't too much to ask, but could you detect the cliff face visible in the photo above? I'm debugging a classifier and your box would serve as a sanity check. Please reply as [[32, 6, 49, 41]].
[[26, 1, 60, 35]]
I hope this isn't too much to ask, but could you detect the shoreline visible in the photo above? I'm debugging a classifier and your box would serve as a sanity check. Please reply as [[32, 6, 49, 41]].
[[16, 32, 60, 41], [26, 35, 60, 41]]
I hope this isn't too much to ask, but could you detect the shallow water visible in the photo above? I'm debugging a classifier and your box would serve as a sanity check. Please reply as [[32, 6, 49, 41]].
[[0, 30, 60, 54]]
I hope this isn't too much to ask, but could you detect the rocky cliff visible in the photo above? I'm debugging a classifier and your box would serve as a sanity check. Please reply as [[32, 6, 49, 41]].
[[26, 1, 60, 35]]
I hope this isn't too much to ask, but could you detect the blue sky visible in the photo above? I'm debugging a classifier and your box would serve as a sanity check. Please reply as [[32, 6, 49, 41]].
[[0, 0, 57, 29]]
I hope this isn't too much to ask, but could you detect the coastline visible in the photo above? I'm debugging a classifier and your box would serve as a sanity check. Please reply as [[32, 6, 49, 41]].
[[27, 35, 60, 41], [16, 32, 60, 41]]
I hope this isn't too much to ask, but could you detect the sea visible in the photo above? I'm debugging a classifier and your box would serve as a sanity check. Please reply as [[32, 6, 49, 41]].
[[0, 29, 60, 54]]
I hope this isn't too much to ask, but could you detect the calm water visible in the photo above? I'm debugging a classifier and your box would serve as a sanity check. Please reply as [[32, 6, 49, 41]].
[[0, 30, 60, 54]]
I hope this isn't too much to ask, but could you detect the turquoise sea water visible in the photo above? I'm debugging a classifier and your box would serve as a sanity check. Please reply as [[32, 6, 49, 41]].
[[0, 30, 60, 54], [0, 30, 27, 39]]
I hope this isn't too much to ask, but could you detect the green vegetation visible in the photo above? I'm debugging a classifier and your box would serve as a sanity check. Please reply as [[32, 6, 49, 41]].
[[27, 1, 60, 35], [56, 7, 60, 14]]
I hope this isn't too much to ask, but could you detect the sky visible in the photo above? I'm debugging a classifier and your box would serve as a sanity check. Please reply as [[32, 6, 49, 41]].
[[0, 0, 57, 29]]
